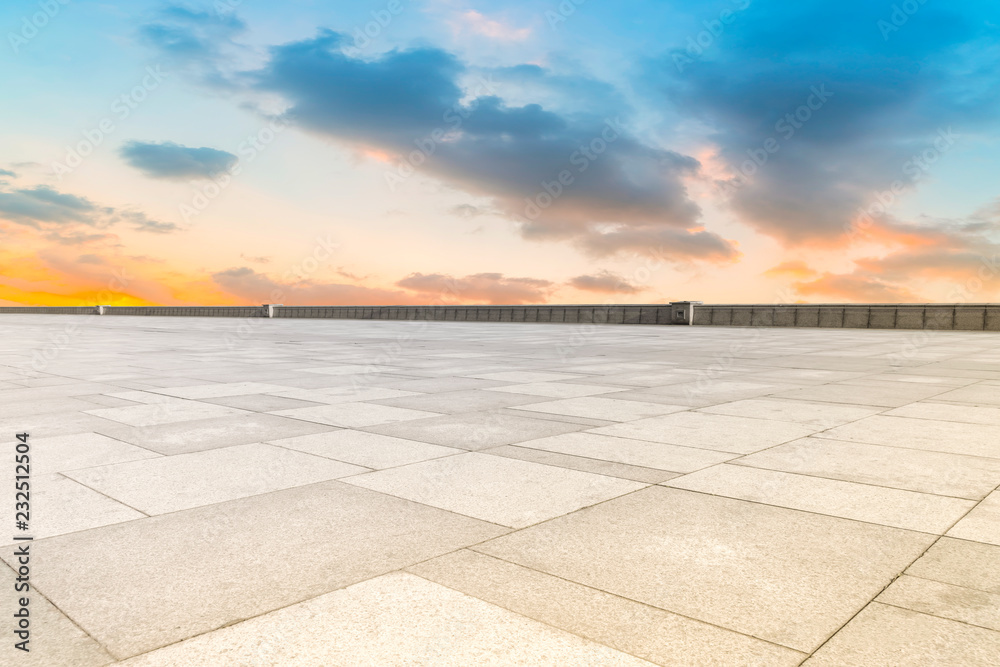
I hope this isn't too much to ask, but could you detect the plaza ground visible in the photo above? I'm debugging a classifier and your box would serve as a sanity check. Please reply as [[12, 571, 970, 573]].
[[1, 314, 999, 665]]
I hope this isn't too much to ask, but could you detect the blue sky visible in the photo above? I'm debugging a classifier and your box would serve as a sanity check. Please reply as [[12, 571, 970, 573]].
[[2, 0, 999, 305]]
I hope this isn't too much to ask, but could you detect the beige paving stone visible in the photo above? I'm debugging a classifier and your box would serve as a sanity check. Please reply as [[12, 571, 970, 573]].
[[119, 573, 655, 666], [698, 398, 881, 429], [484, 382, 630, 398], [24, 432, 159, 472], [345, 452, 645, 528], [471, 370, 588, 382], [0, 412, 125, 440], [370, 388, 546, 414], [735, 438, 1000, 499], [95, 412, 338, 455], [270, 386, 421, 405], [481, 445, 681, 483], [408, 550, 805, 667], [150, 382, 292, 399], [0, 481, 507, 659], [666, 464, 975, 534], [804, 603, 1000, 666], [510, 396, 687, 421], [0, 396, 99, 418], [65, 443, 368, 514], [905, 537, 1000, 593], [272, 401, 442, 427], [877, 575, 1000, 632], [886, 401, 1000, 425], [200, 393, 325, 411], [622, 380, 791, 408], [947, 490, 1000, 545], [364, 411, 589, 449], [0, 562, 114, 667], [771, 382, 948, 407], [817, 415, 1000, 458], [476, 486, 934, 652], [908, 385, 1000, 407], [267, 429, 462, 468], [83, 401, 249, 427], [592, 411, 818, 454], [0, 473, 144, 545], [517, 431, 736, 472]]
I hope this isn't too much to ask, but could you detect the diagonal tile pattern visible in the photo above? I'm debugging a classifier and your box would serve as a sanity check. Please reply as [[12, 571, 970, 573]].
[[0, 314, 999, 664]]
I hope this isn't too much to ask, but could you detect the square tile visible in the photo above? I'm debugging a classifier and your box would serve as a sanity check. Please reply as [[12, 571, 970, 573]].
[[482, 445, 681, 484], [947, 491, 1000, 545], [471, 371, 588, 382], [273, 402, 442, 428], [200, 393, 326, 412], [84, 401, 248, 427], [118, 573, 654, 666], [95, 413, 338, 455], [817, 415, 1000, 459], [666, 464, 975, 533], [64, 443, 367, 514], [0, 481, 507, 658], [906, 537, 1000, 593], [592, 411, 818, 454], [804, 603, 1000, 666], [408, 550, 805, 666], [511, 397, 686, 422], [517, 431, 736, 472], [370, 389, 545, 414], [476, 486, 933, 652], [268, 430, 461, 469], [0, 473, 144, 545], [485, 382, 630, 398], [887, 402, 1000, 426], [344, 452, 645, 528], [877, 575, 1000, 632], [24, 432, 159, 472], [364, 411, 589, 449], [698, 398, 881, 429], [0, 562, 114, 666], [735, 438, 1000, 499]]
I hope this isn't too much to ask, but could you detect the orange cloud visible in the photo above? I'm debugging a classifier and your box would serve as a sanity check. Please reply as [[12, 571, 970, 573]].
[[763, 260, 817, 279], [794, 272, 921, 303]]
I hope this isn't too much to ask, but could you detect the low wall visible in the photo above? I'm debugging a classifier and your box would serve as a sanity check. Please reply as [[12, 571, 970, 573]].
[[0, 302, 997, 330], [691, 303, 1000, 331]]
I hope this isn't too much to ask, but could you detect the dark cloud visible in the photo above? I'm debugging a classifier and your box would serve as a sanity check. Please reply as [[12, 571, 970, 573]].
[[568, 271, 642, 294], [395, 272, 553, 304], [120, 141, 238, 180], [0, 184, 178, 238], [651, 0, 1000, 245], [77, 254, 107, 265], [138, 5, 246, 85], [0, 169, 16, 178], [243, 32, 735, 262]]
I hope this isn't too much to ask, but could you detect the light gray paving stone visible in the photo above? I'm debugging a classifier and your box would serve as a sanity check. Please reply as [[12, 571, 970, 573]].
[[0, 473, 145, 545], [471, 370, 588, 382], [481, 445, 681, 483], [408, 550, 805, 667], [118, 573, 655, 666], [272, 402, 442, 427], [24, 432, 159, 472], [698, 398, 882, 429], [476, 486, 933, 653], [517, 431, 736, 472], [267, 429, 462, 469], [0, 481, 507, 659], [0, 562, 114, 666], [95, 413, 339, 455], [592, 411, 818, 454], [64, 443, 368, 514], [370, 389, 547, 414], [665, 464, 975, 533], [817, 415, 1000, 458], [510, 396, 687, 422], [344, 452, 645, 528], [150, 382, 292, 399], [887, 401, 1000, 425], [364, 411, 590, 449], [804, 603, 1000, 666], [484, 382, 630, 398], [83, 401, 249, 427], [735, 438, 1000, 499], [200, 393, 326, 412], [771, 382, 949, 407]]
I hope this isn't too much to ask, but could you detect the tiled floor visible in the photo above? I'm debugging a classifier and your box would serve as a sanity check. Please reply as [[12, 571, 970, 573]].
[[0, 315, 999, 665]]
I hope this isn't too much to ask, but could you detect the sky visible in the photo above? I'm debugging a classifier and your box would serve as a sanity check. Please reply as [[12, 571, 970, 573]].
[[1, 0, 999, 307]]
